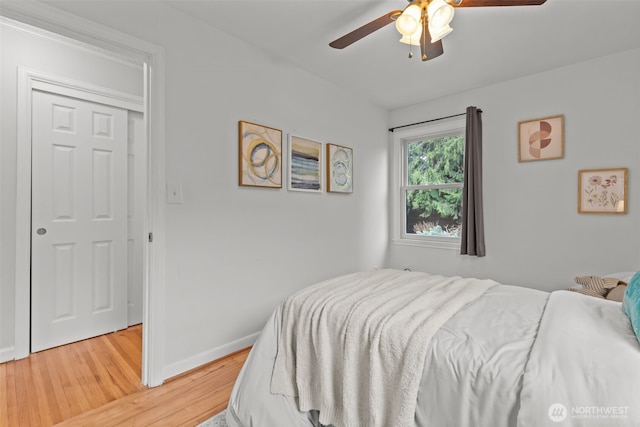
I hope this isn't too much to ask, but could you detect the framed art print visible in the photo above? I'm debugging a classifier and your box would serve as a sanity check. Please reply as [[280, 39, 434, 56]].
[[288, 134, 322, 192], [238, 120, 282, 188], [326, 143, 353, 193], [518, 114, 564, 162], [578, 167, 628, 214]]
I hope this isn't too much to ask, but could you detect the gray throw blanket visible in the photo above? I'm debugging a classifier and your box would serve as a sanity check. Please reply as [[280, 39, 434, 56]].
[[270, 269, 496, 427]]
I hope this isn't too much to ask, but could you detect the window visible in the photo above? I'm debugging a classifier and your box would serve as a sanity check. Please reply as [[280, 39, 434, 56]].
[[391, 118, 465, 249]]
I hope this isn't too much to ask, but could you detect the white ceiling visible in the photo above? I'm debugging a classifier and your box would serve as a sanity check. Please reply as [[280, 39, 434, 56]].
[[43, 0, 640, 110]]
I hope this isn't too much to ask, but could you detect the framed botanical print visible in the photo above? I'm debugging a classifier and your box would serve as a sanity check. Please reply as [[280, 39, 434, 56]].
[[578, 167, 628, 214]]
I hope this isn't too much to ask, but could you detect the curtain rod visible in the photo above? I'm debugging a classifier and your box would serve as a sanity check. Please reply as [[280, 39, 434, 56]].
[[388, 110, 482, 133]]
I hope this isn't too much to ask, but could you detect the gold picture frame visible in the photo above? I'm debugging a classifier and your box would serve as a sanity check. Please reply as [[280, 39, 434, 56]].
[[238, 121, 282, 188], [518, 114, 564, 162], [578, 167, 628, 214]]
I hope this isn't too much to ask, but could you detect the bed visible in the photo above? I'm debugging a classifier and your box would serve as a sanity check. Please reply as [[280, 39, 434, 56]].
[[226, 269, 640, 427]]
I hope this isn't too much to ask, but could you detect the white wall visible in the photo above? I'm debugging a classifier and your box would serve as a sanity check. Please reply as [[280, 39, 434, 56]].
[[0, 3, 389, 377], [157, 6, 388, 376], [0, 19, 143, 360], [387, 48, 640, 292]]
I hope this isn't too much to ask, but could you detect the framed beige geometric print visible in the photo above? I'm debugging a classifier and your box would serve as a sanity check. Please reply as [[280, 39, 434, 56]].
[[238, 120, 282, 188], [518, 114, 564, 162], [578, 167, 628, 214]]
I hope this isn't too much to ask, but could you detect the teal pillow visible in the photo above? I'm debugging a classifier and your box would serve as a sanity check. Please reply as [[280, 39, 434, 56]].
[[622, 271, 640, 343]]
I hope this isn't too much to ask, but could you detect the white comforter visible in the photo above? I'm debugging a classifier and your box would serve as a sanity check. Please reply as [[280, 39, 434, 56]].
[[270, 269, 496, 427], [518, 290, 640, 427], [226, 272, 640, 427]]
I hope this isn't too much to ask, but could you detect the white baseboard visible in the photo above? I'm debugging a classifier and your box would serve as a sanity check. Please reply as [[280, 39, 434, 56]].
[[0, 346, 15, 363], [162, 332, 260, 381]]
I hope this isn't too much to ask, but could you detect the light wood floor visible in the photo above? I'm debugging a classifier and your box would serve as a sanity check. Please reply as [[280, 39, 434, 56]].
[[0, 325, 250, 427]]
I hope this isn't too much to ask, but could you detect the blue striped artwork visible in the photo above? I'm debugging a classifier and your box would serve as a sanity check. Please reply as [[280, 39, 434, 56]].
[[289, 136, 321, 192]]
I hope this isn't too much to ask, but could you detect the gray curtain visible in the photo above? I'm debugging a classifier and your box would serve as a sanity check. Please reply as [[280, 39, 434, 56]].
[[460, 106, 485, 257]]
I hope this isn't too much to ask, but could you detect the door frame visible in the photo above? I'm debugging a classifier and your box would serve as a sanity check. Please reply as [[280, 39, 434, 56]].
[[3, 5, 167, 387]]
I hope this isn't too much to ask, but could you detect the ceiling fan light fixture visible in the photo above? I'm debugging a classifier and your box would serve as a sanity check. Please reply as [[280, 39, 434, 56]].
[[399, 24, 423, 46], [395, 3, 422, 36], [427, 0, 455, 28], [429, 23, 453, 42]]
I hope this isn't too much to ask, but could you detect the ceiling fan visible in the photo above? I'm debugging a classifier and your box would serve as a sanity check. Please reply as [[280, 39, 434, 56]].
[[329, 0, 547, 62]]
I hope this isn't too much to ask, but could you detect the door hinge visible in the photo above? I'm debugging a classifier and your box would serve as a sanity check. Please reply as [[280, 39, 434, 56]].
[[148, 232, 153, 243]]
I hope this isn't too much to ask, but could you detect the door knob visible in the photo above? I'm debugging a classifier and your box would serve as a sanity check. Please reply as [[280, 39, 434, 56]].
[[36, 228, 47, 235]]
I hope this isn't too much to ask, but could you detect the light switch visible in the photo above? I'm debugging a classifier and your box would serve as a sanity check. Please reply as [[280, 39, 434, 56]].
[[167, 183, 183, 204]]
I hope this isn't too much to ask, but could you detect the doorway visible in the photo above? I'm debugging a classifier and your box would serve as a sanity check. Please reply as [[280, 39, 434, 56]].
[[3, 6, 167, 386]]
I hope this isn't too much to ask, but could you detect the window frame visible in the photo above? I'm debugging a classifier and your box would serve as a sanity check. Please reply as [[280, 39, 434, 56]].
[[391, 118, 466, 250]]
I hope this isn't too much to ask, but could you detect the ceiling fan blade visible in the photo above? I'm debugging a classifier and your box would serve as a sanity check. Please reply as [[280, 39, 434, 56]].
[[450, 0, 546, 7], [329, 10, 402, 49], [419, 21, 444, 62]]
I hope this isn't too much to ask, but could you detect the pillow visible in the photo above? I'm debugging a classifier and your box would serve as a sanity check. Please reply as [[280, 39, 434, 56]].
[[606, 284, 627, 302], [569, 275, 624, 299], [622, 271, 640, 343], [605, 271, 637, 284], [595, 272, 635, 301]]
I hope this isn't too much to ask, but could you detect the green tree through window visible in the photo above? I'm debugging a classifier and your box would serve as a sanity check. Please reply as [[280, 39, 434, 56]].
[[405, 135, 464, 237]]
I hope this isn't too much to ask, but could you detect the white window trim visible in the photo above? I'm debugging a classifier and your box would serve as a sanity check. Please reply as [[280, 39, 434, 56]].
[[390, 118, 465, 250]]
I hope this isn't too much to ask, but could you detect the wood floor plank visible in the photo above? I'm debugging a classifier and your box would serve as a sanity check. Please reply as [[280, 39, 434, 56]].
[[82, 340, 129, 400], [65, 344, 101, 414], [54, 348, 250, 427], [99, 335, 143, 392], [104, 328, 141, 375], [42, 349, 74, 422], [1, 325, 250, 427], [0, 364, 6, 422], [2, 362, 19, 427], [19, 358, 44, 426], [31, 353, 61, 425]]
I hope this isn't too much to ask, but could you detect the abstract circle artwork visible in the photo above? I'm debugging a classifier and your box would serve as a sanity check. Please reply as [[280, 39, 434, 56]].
[[239, 121, 282, 188], [326, 143, 353, 193]]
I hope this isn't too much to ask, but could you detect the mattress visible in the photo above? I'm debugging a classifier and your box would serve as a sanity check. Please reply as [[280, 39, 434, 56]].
[[226, 271, 640, 427]]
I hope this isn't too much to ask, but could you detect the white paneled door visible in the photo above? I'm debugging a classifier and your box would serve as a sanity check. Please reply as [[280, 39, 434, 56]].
[[31, 89, 128, 353]]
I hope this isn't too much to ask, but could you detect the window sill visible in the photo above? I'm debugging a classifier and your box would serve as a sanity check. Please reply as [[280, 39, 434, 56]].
[[392, 237, 460, 251]]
